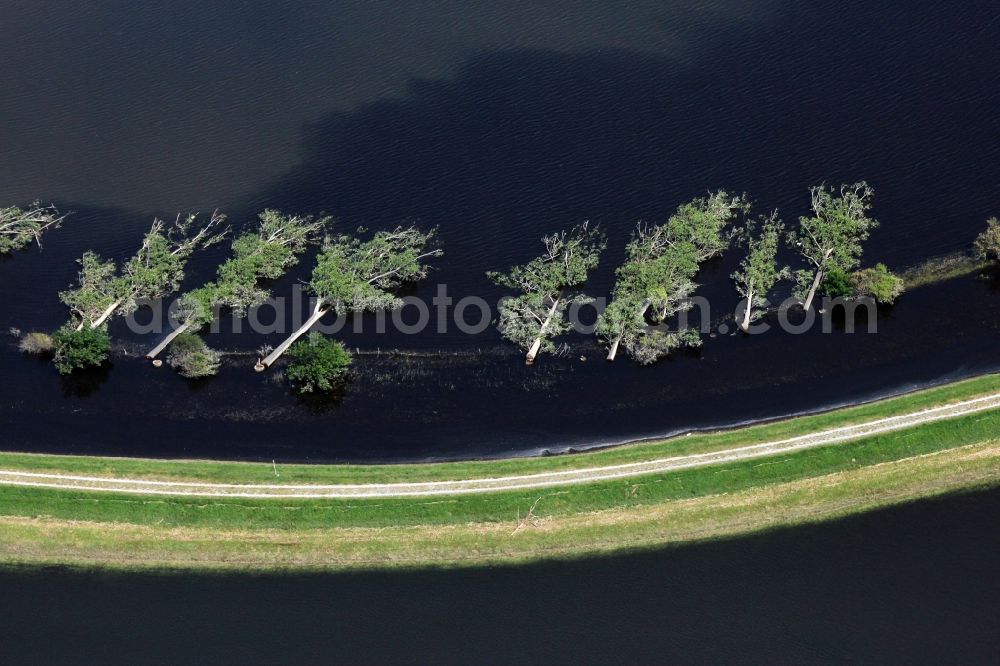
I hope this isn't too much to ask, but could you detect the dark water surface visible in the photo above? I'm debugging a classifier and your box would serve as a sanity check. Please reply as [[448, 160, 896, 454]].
[[2, 488, 999, 664], [0, 1, 998, 461]]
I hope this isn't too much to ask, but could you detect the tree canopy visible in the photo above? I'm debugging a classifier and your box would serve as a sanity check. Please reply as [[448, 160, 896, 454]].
[[166, 333, 222, 379], [175, 210, 326, 329], [60, 211, 228, 329], [731, 211, 788, 329], [286, 332, 352, 393], [52, 326, 110, 375], [850, 263, 904, 304], [0, 202, 66, 254], [256, 224, 440, 370], [597, 191, 744, 363], [309, 225, 442, 315], [488, 222, 605, 359], [788, 182, 878, 310], [58, 252, 120, 327]]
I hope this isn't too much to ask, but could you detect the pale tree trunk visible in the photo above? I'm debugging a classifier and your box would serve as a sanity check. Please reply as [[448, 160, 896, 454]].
[[90, 299, 123, 329], [740, 284, 754, 333], [526, 292, 562, 365], [607, 299, 651, 361], [146, 320, 192, 360], [606, 337, 621, 362], [802, 249, 834, 312], [257, 298, 327, 370], [802, 269, 824, 312], [74, 299, 123, 331]]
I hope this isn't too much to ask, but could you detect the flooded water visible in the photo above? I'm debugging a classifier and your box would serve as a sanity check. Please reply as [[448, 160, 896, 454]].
[[0, 1, 998, 461], [2, 487, 998, 664]]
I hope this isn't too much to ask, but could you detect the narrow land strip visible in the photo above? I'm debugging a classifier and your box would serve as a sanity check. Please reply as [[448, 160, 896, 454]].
[[2, 392, 999, 498], [2, 441, 996, 571]]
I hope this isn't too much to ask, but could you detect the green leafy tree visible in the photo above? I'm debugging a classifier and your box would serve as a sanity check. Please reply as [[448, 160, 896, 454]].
[[819, 267, 854, 298], [974, 217, 1000, 262], [732, 211, 788, 331], [258, 224, 441, 369], [0, 202, 66, 254], [662, 191, 747, 261], [59, 252, 122, 329], [488, 223, 605, 364], [788, 182, 878, 311], [598, 192, 744, 362], [61, 211, 228, 331], [149, 210, 326, 365], [52, 326, 111, 375], [166, 333, 222, 379], [286, 332, 352, 393]]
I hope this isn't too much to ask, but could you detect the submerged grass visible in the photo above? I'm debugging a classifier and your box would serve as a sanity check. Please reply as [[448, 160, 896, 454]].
[[900, 252, 989, 290]]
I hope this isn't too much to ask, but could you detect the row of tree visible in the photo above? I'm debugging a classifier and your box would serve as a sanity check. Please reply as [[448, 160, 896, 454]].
[[11, 187, 999, 391], [489, 182, 902, 365], [146, 210, 327, 377], [41, 212, 441, 391]]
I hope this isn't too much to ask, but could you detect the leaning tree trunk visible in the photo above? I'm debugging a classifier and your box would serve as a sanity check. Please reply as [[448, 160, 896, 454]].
[[256, 298, 328, 370], [606, 336, 622, 362], [802, 249, 833, 312], [89, 299, 123, 329], [607, 299, 651, 361], [740, 284, 754, 333], [526, 291, 562, 365], [75, 299, 123, 331], [802, 269, 824, 312], [146, 320, 192, 360]]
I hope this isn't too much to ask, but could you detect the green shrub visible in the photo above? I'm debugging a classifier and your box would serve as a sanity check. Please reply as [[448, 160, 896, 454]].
[[167, 333, 221, 378], [821, 268, 854, 298], [52, 326, 110, 375], [286, 332, 352, 393], [18, 332, 55, 356], [974, 217, 1000, 261], [851, 263, 904, 304]]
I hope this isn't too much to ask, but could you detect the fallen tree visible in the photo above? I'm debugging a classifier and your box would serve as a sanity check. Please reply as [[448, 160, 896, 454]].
[[789, 182, 877, 311], [0, 202, 66, 254], [61, 212, 228, 331], [731, 210, 788, 332], [147, 210, 326, 366], [598, 191, 744, 362], [256, 224, 441, 370], [488, 222, 605, 364]]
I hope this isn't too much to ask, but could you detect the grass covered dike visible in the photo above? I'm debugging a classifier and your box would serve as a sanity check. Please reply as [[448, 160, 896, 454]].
[[0, 373, 998, 571]]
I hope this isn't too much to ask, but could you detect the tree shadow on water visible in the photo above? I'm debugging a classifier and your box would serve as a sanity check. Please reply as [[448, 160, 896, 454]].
[[59, 363, 113, 398], [255, 0, 1000, 290], [293, 381, 350, 415]]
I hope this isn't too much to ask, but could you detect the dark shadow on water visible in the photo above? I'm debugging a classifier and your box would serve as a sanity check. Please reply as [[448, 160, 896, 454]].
[[982, 264, 1000, 291], [59, 363, 113, 398], [1, 487, 998, 664], [0, 0, 998, 460], [255, 0, 999, 295], [292, 378, 351, 414]]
